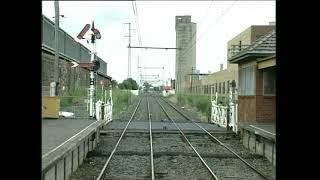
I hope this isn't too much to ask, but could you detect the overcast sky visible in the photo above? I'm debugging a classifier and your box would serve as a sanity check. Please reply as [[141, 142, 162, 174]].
[[42, 1, 275, 85]]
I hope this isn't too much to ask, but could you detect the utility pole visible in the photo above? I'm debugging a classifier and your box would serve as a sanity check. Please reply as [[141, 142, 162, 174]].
[[124, 23, 132, 78], [52, 0, 60, 96], [191, 67, 195, 93]]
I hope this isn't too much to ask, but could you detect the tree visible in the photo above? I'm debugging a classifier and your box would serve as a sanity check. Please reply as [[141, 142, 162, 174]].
[[111, 80, 118, 88], [118, 78, 139, 90]]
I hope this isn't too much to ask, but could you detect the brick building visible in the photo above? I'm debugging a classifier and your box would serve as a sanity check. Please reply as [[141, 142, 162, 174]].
[[42, 15, 112, 96], [187, 24, 275, 98], [228, 30, 276, 123], [228, 29, 276, 165]]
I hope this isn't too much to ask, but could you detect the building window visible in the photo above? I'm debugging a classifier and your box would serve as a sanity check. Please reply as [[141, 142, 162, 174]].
[[227, 80, 230, 93], [223, 82, 225, 94], [239, 65, 256, 95], [215, 83, 217, 93], [219, 83, 221, 93], [263, 67, 276, 96]]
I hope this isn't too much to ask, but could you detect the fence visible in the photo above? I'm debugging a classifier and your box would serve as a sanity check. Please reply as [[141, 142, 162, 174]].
[[58, 88, 113, 121], [210, 84, 238, 133], [59, 88, 90, 118]]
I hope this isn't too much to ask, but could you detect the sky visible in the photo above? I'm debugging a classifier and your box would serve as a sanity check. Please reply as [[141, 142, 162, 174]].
[[42, 1, 275, 86]]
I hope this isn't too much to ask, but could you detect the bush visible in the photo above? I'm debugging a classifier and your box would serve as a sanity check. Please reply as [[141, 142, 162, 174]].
[[176, 93, 213, 118], [112, 89, 137, 117]]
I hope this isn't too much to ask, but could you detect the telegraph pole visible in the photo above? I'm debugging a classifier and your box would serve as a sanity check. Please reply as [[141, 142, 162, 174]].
[[124, 23, 132, 78], [52, 0, 60, 96]]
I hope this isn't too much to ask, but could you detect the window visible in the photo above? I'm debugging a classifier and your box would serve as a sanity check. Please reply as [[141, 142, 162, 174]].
[[219, 83, 221, 93], [239, 65, 255, 95], [227, 80, 230, 93], [223, 82, 225, 94], [263, 67, 276, 95], [215, 83, 217, 93]]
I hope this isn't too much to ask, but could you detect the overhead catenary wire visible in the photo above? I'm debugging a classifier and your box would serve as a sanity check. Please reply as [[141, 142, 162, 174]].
[[179, 1, 238, 64], [132, 0, 143, 83]]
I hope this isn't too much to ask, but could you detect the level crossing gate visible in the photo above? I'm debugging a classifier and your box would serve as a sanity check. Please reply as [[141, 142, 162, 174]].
[[210, 84, 238, 133]]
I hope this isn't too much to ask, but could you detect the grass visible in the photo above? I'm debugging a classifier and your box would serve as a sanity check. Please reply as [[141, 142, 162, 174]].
[[176, 93, 230, 118], [60, 88, 88, 107], [177, 94, 211, 117], [59, 87, 137, 118], [111, 89, 137, 117]]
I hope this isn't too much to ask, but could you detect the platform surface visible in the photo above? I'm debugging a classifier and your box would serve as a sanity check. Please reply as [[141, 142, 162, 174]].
[[42, 118, 96, 156]]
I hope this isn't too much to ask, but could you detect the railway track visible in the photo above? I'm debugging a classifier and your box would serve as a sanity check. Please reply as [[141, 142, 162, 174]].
[[156, 96, 271, 180], [70, 93, 275, 180]]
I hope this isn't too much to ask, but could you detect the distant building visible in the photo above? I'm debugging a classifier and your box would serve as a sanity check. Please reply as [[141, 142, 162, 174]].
[[189, 25, 275, 97], [175, 15, 197, 94]]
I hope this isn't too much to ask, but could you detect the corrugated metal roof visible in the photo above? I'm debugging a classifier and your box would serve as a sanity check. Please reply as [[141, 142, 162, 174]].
[[228, 30, 276, 63]]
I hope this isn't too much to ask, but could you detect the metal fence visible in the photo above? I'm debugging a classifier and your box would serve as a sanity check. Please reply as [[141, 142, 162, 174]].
[[59, 88, 90, 118], [58, 88, 113, 121]]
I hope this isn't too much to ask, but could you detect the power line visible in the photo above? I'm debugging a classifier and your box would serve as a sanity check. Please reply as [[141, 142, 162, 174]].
[[183, 0, 214, 53], [132, 0, 143, 84], [132, 1, 142, 46], [179, 1, 238, 62]]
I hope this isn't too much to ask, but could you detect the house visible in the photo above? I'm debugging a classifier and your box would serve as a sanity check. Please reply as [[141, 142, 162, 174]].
[[187, 24, 275, 99], [228, 29, 276, 166]]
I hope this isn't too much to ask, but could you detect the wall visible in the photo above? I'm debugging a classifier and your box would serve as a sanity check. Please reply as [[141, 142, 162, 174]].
[[238, 96, 256, 122], [188, 66, 238, 96], [241, 129, 276, 167], [237, 59, 276, 123], [42, 15, 107, 76], [255, 66, 276, 122], [42, 50, 110, 96]]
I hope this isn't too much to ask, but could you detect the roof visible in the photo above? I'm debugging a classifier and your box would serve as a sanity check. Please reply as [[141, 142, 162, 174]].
[[228, 30, 276, 63]]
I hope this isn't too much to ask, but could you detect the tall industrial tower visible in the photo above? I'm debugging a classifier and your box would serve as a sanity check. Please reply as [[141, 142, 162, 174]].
[[175, 15, 197, 93]]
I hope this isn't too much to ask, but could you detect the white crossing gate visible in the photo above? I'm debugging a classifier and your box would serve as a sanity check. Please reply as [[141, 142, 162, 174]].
[[210, 86, 238, 133], [95, 89, 113, 122]]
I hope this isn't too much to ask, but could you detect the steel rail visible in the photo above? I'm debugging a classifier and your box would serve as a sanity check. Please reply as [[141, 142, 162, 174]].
[[160, 97, 271, 180], [96, 97, 143, 180], [156, 98, 219, 180], [147, 96, 155, 180]]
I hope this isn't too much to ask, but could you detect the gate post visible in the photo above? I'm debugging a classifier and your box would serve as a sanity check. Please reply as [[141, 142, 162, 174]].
[[227, 104, 230, 131], [230, 80, 237, 132]]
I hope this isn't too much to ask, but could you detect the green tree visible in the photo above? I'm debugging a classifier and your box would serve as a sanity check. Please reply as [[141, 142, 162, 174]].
[[118, 78, 139, 90], [111, 80, 118, 88]]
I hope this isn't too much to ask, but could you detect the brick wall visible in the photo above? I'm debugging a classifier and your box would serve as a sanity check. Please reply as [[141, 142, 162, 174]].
[[255, 69, 276, 122], [42, 50, 111, 96], [238, 65, 275, 123]]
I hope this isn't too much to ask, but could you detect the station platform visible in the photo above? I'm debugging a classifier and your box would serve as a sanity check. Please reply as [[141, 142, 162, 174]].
[[238, 122, 276, 141], [237, 122, 276, 166], [42, 118, 108, 180]]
